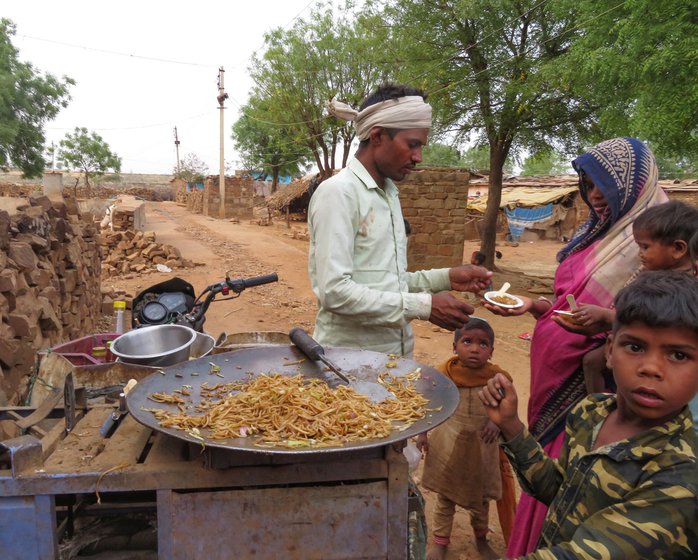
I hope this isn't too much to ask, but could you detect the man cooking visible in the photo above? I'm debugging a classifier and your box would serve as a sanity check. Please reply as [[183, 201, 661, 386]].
[[308, 83, 491, 357]]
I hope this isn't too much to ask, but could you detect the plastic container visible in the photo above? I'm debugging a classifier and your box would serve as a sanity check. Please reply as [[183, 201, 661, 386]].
[[113, 300, 126, 334], [403, 440, 422, 473]]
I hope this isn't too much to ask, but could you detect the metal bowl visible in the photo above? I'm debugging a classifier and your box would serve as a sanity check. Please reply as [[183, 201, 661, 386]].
[[111, 324, 197, 367], [190, 332, 215, 359]]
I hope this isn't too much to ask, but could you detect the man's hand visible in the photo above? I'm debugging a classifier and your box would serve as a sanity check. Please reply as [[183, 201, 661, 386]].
[[429, 292, 474, 330], [477, 374, 524, 441], [449, 265, 493, 293]]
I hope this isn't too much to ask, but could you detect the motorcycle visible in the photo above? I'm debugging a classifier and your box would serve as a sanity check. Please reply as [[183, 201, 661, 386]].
[[131, 272, 279, 333]]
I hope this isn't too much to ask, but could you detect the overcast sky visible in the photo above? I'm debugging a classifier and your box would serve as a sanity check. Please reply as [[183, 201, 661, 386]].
[[3, 0, 326, 175]]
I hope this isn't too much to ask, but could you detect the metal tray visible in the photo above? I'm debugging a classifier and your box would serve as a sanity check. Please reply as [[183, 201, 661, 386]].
[[126, 345, 458, 455]]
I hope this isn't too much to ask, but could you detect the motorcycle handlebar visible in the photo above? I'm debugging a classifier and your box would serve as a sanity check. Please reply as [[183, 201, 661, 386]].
[[236, 273, 279, 289], [224, 273, 278, 293]]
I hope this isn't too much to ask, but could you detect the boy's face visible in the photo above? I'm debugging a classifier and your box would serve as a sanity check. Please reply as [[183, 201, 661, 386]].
[[606, 321, 698, 428], [633, 229, 687, 271], [454, 328, 493, 369]]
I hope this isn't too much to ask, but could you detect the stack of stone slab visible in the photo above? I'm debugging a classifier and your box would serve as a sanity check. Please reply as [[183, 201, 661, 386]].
[[0, 195, 101, 405], [100, 229, 197, 277]]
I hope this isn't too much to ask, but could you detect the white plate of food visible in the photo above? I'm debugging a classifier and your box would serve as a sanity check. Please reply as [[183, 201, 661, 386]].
[[553, 310, 581, 324], [484, 291, 524, 309]]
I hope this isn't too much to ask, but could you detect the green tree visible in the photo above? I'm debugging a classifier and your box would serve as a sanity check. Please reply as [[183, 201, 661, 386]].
[[174, 153, 208, 184], [375, 0, 600, 266], [0, 19, 74, 177], [232, 96, 311, 193], [521, 149, 570, 176], [420, 142, 461, 167], [558, 0, 698, 159], [246, 3, 393, 180], [459, 145, 515, 175], [58, 127, 121, 196]]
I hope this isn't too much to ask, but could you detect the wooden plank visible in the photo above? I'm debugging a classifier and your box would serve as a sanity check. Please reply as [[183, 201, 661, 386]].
[[15, 390, 63, 429], [1, 457, 388, 497], [42, 408, 108, 470], [41, 420, 67, 460], [144, 433, 187, 466], [90, 415, 152, 469], [164, 483, 388, 560], [386, 444, 409, 560]]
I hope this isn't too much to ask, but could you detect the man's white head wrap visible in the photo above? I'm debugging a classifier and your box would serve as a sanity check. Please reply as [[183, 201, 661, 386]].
[[326, 96, 432, 141]]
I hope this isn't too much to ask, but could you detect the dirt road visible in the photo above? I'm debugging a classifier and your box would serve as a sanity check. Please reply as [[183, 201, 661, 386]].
[[108, 201, 562, 559]]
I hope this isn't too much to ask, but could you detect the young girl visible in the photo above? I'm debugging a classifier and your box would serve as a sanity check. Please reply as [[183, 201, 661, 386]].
[[416, 318, 515, 560], [556, 200, 698, 393]]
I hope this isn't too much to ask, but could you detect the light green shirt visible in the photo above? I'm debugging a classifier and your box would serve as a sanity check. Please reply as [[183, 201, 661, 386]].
[[308, 158, 451, 356]]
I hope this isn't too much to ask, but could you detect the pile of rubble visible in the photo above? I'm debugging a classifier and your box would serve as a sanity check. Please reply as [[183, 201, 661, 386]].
[[100, 229, 201, 277]]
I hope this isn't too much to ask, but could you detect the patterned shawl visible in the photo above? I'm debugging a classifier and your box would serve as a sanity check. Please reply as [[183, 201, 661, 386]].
[[529, 138, 667, 430], [558, 137, 661, 262]]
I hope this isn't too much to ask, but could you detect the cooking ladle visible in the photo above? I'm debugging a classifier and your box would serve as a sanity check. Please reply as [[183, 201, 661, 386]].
[[289, 328, 393, 402]]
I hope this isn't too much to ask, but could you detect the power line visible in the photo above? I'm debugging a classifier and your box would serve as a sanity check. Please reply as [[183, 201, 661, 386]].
[[17, 34, 221, 69], [45, 112, 209, 132]]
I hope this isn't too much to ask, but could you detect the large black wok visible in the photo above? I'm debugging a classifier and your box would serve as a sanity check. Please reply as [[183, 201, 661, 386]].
[[126, 345, 458, 455]]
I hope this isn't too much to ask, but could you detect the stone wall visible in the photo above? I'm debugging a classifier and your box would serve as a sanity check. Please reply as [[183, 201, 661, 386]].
[[399, 168, 471, 271], [203, 175, 255, 219], [0, 195, 101, 405]]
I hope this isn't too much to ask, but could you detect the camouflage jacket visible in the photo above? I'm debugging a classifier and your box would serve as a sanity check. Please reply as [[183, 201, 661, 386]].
[[502, 394, 697, 559]]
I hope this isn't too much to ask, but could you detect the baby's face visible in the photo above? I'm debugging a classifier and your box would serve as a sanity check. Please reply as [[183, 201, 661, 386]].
[[633, 229, 682, 271], [454, 328, 493, 369]]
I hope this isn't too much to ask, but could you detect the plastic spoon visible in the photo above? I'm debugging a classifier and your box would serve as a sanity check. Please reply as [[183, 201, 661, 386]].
[[566, 294, 578, 312], [496, 282, 511, 296]]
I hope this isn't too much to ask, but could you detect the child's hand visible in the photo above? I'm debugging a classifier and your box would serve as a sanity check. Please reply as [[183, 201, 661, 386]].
[[478, 373, 524, 441], [416, 433, 428, 454], [480, 420, 500, 444], [554, 303, 614, 335]]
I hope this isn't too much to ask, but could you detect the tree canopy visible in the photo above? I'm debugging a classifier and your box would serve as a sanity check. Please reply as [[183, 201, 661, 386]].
[[232, 96, 310, 193], [241, 3, 394, 180], [58, 127, 121, 195], [520, 149, 570, 176], [376, 0, 600, 265], [0, 19, 74, 178], [558, 0, 698, 159], [174, 153, 209, 184]]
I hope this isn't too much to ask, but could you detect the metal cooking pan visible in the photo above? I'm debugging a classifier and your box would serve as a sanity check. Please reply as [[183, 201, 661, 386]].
[[126, 345, 459, 455]]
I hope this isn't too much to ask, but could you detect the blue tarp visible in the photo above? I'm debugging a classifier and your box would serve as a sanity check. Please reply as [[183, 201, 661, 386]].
[[185, 182, 204, 192], [504, 203, 554, 240]]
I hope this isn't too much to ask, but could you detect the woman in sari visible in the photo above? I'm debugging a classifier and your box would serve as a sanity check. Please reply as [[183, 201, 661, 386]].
[[483, 137, 667, 556]]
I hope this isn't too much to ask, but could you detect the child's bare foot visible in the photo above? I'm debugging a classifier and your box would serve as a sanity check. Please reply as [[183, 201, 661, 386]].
[[426, 543, 447, 560], [475, 536, 498, 560]]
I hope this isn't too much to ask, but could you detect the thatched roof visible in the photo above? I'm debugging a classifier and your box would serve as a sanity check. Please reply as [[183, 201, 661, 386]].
[[264, 173, 318, 211]]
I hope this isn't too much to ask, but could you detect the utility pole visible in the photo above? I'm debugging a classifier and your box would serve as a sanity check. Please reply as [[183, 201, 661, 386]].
[[217, 66, 229, 219], [173, 127, 181, 175]]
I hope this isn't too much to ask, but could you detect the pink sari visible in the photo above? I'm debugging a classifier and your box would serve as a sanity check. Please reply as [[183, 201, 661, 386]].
[[506, 138, 668, 557]]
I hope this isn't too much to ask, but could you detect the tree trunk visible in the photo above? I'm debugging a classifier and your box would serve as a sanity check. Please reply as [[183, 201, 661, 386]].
[[479, 145, 507, 270], [84, 171, 91, 199], [271, 167, 279, 194]]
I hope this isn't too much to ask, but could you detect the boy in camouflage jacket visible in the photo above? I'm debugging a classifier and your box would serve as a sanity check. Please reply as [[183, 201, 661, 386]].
[[479, 270, 698, 559]]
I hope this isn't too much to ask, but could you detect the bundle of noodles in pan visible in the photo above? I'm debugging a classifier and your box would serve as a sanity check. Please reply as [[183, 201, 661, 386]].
[[146, 371, 429, 448]]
